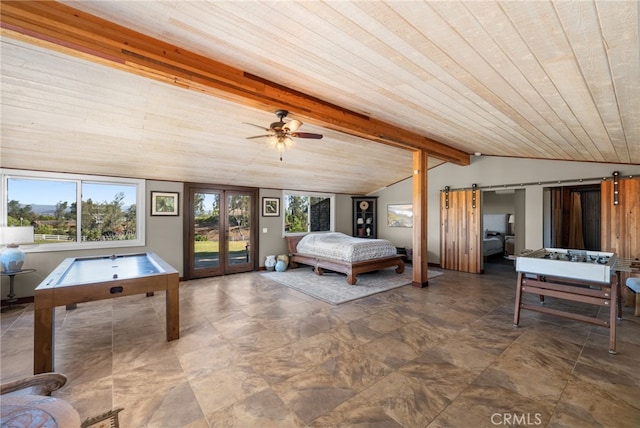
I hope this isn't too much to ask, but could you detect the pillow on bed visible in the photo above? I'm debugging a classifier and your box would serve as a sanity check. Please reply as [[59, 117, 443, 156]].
[[485, 230, 501, 238]]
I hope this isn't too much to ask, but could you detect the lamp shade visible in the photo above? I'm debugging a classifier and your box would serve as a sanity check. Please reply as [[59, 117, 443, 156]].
[[508, 215, 515, 224], [0, 226, 35, 245], [0, 226, 34, 272]]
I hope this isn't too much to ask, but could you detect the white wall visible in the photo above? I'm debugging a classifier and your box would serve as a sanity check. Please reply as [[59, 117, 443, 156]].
[[514, 189, 526, 255], [145, 180, 184, 273], [376, 156, 640, 264], [373, 178, 414, 249], [483, 191, 515, 215]]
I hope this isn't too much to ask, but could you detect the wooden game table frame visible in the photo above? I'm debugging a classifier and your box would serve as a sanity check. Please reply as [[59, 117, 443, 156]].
[[33, 252, 179, 374], [513, 271, 622, 354]]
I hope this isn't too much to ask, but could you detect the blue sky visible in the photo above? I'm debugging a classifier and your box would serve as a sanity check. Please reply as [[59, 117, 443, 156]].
[[8, 179, 136, 207]]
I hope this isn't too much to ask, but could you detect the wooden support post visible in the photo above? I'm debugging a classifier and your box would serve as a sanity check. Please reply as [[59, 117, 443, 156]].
[[412, 150, 428, 288]]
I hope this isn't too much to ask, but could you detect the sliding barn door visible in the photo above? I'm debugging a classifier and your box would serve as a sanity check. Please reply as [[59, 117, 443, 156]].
[[440, 189, 482, 273], [601, 177, 640, 257], [601, 176, 640, 307]]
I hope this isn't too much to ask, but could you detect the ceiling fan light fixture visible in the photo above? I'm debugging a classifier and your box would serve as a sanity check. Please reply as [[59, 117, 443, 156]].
[[266, 135, 277, 149], [283, 119, 302, 133], [267, 135, 295, 149], [268, 135, 295, 161], [285, 136, 295, 149], [246, 109, 322, 161]]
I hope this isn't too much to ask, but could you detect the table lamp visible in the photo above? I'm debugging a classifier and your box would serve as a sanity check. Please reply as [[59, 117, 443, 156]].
[[0, 226, 34, 272]]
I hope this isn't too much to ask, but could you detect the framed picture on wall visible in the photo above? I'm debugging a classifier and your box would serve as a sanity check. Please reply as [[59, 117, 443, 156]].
[[387, 204, 413, 227], [262, 197, 280, 217], [151, 191, 179, 216]]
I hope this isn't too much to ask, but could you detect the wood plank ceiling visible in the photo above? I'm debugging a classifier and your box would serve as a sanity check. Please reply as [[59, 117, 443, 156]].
[[1, 1, 638, 195]]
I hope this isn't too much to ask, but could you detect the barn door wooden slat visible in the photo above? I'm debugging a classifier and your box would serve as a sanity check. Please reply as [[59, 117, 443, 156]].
[[601, 177, 640, 308], [440, 189, 482, 273], [601, 177, 640, 257]]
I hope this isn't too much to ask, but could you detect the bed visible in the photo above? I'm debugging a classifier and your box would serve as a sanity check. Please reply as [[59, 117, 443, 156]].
[[286, 232, 405, 285], [483, 214, 509, 257]]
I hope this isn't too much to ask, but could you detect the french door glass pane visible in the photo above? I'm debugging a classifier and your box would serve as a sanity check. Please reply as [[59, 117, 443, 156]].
[[227, 194, 251, 266], [194, 192, 220, 270]]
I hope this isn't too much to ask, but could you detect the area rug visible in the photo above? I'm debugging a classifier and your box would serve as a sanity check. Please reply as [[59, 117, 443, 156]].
[[262, 267, 444, 305]]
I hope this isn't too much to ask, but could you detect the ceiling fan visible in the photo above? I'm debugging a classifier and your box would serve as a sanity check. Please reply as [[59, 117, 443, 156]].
[[245, 109, 323, 160]]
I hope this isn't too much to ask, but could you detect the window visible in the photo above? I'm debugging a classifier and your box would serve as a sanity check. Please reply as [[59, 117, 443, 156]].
[[283, 191, 334, 235], [1, 169, 145, 251]]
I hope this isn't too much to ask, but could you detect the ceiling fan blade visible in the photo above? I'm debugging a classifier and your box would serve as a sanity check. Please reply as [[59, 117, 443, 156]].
[[283, 119, 302, 133], [243, 122, 271, 132], [291, 132, 323, 139], [246, 135, 272, 139]]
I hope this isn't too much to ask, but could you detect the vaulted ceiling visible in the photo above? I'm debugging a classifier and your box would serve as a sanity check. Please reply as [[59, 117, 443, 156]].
[[1, 1, 638, 195]]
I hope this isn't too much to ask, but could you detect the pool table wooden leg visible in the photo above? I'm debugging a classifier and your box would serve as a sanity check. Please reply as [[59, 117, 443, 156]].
[[165, 274, 179, 341], [34, 306, 54, 374]]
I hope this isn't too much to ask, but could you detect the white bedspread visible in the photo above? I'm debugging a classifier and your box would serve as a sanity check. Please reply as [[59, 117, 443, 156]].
[[483, 236, 504, 256], [296, 232, 397, 263]]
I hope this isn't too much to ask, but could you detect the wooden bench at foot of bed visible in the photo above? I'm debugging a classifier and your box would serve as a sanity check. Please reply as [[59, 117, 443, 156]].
[[286, 235, 405, 285]]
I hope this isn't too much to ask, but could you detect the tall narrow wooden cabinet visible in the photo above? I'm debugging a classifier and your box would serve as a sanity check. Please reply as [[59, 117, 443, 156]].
[[352, 196, 378, 238]]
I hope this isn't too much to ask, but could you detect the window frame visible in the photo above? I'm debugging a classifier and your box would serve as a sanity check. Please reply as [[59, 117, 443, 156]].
[[1, 169, 146, 252], [282, 190, 335, 236]]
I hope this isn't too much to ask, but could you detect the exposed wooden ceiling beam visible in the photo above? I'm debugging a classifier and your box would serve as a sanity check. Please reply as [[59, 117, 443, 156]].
[[0, 0, 469, 166]]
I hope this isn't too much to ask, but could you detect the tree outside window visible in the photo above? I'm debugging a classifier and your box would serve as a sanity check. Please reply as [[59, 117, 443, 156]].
[[283, 192, 334, 234], [2, 170, 144, 249]]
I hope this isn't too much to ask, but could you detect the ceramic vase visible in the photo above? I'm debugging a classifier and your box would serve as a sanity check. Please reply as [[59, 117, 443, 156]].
[[276, 254, 289, 266], [275, 260, 287, 272], [0, 244, 25, 272], [265, 255, 276, 271]]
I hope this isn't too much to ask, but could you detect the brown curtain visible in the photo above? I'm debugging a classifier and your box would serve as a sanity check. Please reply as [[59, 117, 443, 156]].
[[568, 192, 585, 249], [551, 188, 563, 247]]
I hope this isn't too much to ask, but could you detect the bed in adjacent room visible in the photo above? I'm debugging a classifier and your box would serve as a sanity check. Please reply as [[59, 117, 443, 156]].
[[286, 232, 405, 285], [483, 213, 509, 258]]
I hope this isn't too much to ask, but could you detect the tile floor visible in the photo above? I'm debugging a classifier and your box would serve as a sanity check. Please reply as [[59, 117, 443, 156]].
[[1, 263, 639, 427]]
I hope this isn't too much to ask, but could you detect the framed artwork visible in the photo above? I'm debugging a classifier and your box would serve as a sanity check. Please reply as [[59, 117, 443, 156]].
[[387, 204, 413, 227], [262, 197, 280, 217], [151, 191, 179, 216]]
